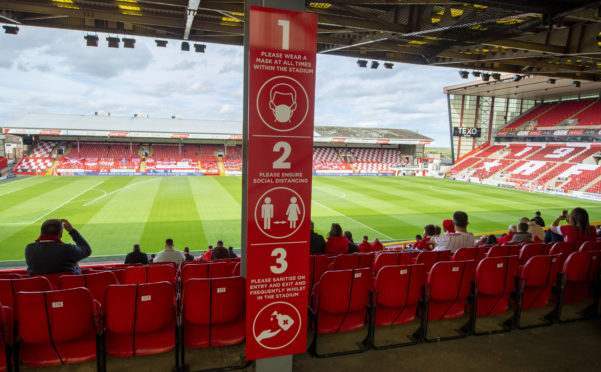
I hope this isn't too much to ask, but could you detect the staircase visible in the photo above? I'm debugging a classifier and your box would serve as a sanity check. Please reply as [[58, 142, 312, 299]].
[[217, 157, 225, 176], [45, 159, 60, 176]]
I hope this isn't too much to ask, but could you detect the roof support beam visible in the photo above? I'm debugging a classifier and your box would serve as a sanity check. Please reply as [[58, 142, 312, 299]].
[[184, 0, 201, 39]]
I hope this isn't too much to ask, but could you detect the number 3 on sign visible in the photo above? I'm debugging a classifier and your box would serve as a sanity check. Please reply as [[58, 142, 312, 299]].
[[270, 248, 288, 274], [278, 20, 290, 50]]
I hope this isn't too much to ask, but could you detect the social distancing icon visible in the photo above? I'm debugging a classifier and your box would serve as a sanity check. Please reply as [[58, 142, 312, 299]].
[[252, 301, 301, 350], [255, 187, 305, 239], [257, 76, 309, 132]]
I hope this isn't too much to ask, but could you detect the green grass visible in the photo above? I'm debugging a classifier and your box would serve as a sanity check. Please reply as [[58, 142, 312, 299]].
[[1, 175, 601, 262]]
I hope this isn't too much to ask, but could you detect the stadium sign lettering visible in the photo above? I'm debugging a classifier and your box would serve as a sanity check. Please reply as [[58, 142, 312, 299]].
[[245, 7, 316, 360], [453, 127, 481, 137]]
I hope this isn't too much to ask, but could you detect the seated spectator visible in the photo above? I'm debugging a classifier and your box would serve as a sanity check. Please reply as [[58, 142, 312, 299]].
[[211, 240, 230, 260], [124, 244, 148, 265], [344, 231, 359, 253], [510, 222, 532, 243], [202, 245, 213, 261], [550, 207, 596, 243], [325, 223, 349, 254], [497, 225, 517, 244], [310, 220, 326, 254], [371, 237, 384, 252], [25, 219, 91, 275], [149, 254, 156, 263], [486, 234, 498, 245], [519, 217, 544, 242], [442, 219, 455, 234], [432, 211, 475, 253], [415, 225, 436, 250], [434, 225, 442, 236], [531, 211, 545, 227], [229, 246, 238, 258], [155, 238, 186, 265], [415, 234, 422, 242], [183, 247, 194, 261], [358, 235, 371, 253]]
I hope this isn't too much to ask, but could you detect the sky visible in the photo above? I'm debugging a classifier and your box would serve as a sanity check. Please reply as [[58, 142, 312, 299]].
[[0, 26, 465, 147]]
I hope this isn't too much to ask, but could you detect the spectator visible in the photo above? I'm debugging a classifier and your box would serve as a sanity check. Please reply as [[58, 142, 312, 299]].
[[202, 245, 213, 261], [550, 207, 596, 243], [497, 225, 517, 244], [433, 225, 442, 236], [358, 235, 371, 253], [183, 247, 194, 261], [325, 223, 349, 254], [415, 225, 436, 250], [371, 237, 384, 252], [25, 219, 91, 275], [442, 219, 455, 234], [485, 234, 498, 245], [519, 217, 544, 242], [531, 211, 545, 227], [211, 240, 230, 260], [432, 211, 475, 253], [124, 244, 148, 265], [510, 222, 533, 243], [154, 238, 186, 265], [310, 220, 326, 254], [229, 246, 238, 258], [597, 225, 601, 238], [344, 231, 359, 253], [149, 254, 156, 263]]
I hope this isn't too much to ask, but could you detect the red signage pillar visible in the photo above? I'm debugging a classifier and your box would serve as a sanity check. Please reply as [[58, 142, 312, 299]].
[[245, 6, 317, 360]]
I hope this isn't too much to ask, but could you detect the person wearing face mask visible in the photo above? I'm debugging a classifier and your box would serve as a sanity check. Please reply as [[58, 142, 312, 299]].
[[269, 83, 297, 123]]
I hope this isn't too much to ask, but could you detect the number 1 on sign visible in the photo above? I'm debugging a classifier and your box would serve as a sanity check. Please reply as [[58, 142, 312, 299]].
[[278, 20, 290, 50]]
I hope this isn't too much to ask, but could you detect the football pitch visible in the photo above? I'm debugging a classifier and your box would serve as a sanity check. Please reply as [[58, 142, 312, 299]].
[[1, 175, 601, 262]]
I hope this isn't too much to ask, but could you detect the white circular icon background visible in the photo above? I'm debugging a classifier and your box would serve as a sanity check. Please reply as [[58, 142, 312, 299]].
[[252, 301, 302, 350], [256, 75, 309, 132], [254, 187, 305, 239]]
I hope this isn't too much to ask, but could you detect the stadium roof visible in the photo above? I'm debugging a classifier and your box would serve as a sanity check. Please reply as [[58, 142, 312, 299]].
[[2, 1, 601, 81], [444, 74, 601, 100], [2, 113, 432, 145]]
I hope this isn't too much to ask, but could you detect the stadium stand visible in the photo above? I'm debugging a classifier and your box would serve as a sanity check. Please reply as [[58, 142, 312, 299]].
[[503, 103, 555, 130], [13, 141, 57, 174]]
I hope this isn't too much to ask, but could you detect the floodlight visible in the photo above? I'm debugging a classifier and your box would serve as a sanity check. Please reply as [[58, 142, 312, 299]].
[[371, 61, 379, 69], [513, 74, 522, 82], [482, 73, 491, 81], [384, 62, 394, 69], [492, 73, 501, 80], [123, 38, 135, 48], [106, 37, 120, 48], [572, 80, 581, 88], [2, 25, 18, 35], [458, 70, 469, 79], [547, 78, 556, 84], [472, 71, 481, 77], [84, 35, 99, 47], [357, 59, 368, 68], [155, 39, 168, 47], [181, 41, 190, 51], [194, 43, 206, 53]]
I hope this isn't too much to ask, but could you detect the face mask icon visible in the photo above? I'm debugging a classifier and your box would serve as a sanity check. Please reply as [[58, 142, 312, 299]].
[[269, 83, 297, 123]]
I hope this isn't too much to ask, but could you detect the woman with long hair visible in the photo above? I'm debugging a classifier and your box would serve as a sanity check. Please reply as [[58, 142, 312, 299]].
[[325, 223, 349, 254], [550, 207, 596, 243]]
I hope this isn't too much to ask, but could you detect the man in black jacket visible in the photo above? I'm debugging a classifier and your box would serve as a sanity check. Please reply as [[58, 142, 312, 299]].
[[310, 220, 325, 254], [25, 219, 91, 275], [124, 244, 148, 265]]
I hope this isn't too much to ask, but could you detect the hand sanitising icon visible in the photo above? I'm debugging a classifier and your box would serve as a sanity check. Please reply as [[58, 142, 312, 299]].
[[255, 311, 295, 342]]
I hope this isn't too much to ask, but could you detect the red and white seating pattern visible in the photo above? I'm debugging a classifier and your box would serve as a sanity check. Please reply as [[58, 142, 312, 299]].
[[567, 145, 601, 163], [526, 145, 586, 162], [534, 100, 592, 128], [504, 161, 554, 183], [503, 144, 541, 159], [29, 141, 57, 158], [475, 145, 505, 158], [470, 158, 513, 179], [224, 146, 242, 171], [504, 103, 555, 129], [352, 162, 394, 173], [14, 157, 54, 172], [313, 147, 340, 162], [573, 100, 601, 126]]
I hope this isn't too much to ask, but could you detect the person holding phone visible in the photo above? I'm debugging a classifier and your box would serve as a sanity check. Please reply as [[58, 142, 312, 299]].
[[549, 208, 596, 243], [25, 219, 92, 275]]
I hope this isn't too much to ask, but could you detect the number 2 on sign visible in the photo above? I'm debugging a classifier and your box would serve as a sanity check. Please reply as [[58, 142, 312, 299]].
[[270, 248, 288, 274], [273, 141, 291, 169], [278, 20, 290, 50]]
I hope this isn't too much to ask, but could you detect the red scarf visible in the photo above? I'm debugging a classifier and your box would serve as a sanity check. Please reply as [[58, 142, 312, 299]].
[[36, 235, 63, 243]]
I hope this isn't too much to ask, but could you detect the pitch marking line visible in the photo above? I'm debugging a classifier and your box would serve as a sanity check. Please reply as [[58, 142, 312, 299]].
[[0, 187, 22, 197], [311, 199, 394, 240], [83, 178, 159, 207], [0, 177, 34, 187], [32, 181, 105, 224]]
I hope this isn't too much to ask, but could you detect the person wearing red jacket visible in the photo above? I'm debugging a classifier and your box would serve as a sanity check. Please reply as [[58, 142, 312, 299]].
[[496, 225, 517, 244], [325, 223, 349, 254], [371, 237, 384, 252], [358, 235, 372, 253], [414, 224, 436, 250]]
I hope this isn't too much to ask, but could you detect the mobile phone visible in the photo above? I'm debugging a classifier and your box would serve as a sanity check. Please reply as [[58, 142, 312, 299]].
[[562, 209, 568, 218]]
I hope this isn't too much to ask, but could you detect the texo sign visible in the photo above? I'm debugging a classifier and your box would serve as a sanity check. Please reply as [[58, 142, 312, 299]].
[[245, 6, 317, 360]]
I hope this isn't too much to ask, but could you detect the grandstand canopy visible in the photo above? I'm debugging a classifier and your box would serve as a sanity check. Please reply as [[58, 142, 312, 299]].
[[2, 113, 432, 145], [444, 74, 601, 100], [2, 1, 601, 81]]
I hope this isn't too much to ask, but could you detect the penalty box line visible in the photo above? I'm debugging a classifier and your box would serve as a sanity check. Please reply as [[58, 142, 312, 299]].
[[31, 181, 105, 224], [83, 178, 160, 207], [311, 199, 394, 241]]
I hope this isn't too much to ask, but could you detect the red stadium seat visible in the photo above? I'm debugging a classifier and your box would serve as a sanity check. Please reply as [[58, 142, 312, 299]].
[[181, 262, 231, 285], [415, 260, 474, 341], [549, 242, 578, 268], [554, 251, 600, 322], [579, 240, 601, 252], [467, 256, 518, 334], [58, 271, 118, 307], [372, 253, 401, 275], [358, 253, 374, 269], [486, 244, 520, 258], [414, 250, 451, 273], [0, 273, 22, 280], [14, 287, 101, 369], [366, 264, 426, 349], [0, 277, 51, 309], [308, 255, 335, 295], [32, 272, 73, 290], [233, 262, 240, 276], [309, 268, 371, 357], [103, 282, 178, 368], [0, 305, 12, 372], [330, 254, 360, 270], [180, 277, 248, 370], [452, 247, 486, 265], [122, 264, 177, 286], [519, 243, 549, 266]]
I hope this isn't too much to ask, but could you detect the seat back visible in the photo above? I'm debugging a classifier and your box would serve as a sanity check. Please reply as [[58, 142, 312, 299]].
[[561, 251, 601, 304], [399, 251, 419, 265], [372, 253, 400, 275], [58, 271, 118, 306], [233, 262, 240, 276], [122, 266, 147, 284], [486, 245, 509, 258], [373, 264, 426, 326], [415, 250, 451, 273], [309, 255, 335, 295], [475, 256, 518, 316], [15, 287, 98, 366], [521, 255, 560, 310], [427, 260, 475, 320], [579, 240, 601, 252], [104, 282, 176, 357], [549, 242, 579, 268], [519, 243, 548, 266], [147, 264, 177, 286], [0, 277, 52, 309], [452, 248, 477, 262], [0, 273, 22, 279], [32, 272, 73, 290], [332, 254, 360, 270], [181, 277, 245, 347], [357, 253, 374, 269], [0, 305, 12, 372]]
